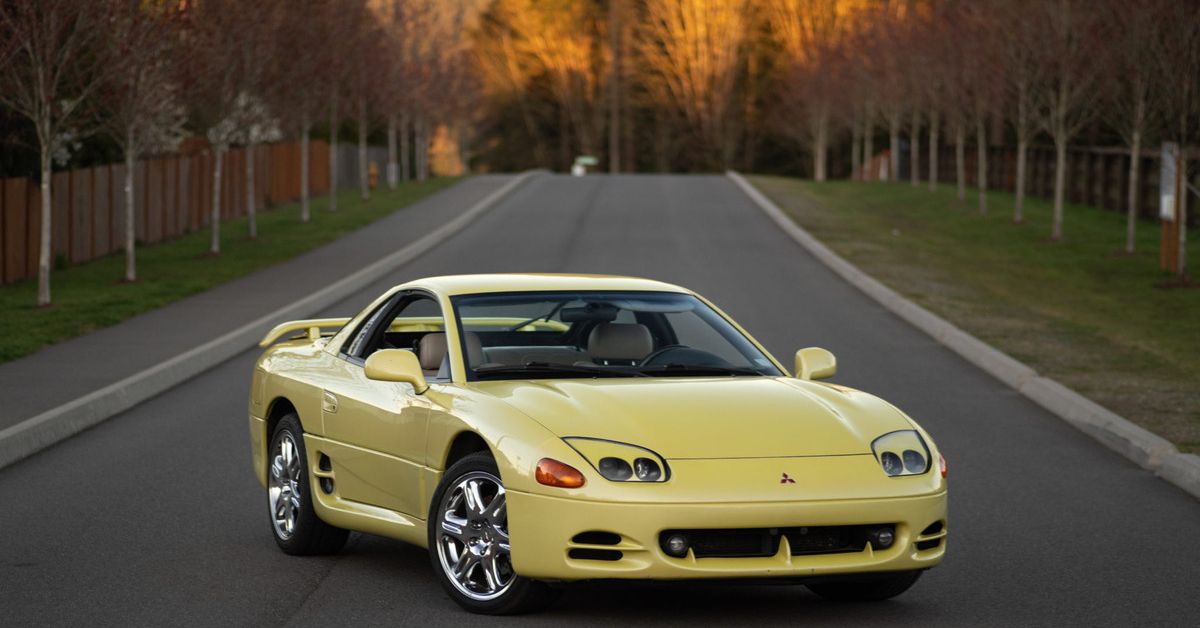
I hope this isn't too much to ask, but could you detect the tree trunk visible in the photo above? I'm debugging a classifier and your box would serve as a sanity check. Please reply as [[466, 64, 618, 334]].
[[863, 115, 874, 181], [36, 140, 53, 305], [955, 123, 966, 202], [850, 113, 862, 181], [358, 97, 369, 200], [1123, 119, 1142, 254], [928, 110, 939, 190], [300, 117, 311, 223], [909, 110, 920, 186], [1014, 136, 1028, 223], [400, 111, 411, 183], [329, 94, 339, 211], [416, 116, 428, 182], [123, 133, 137, 283], [387, 115, 398, 189], [1052, 135, 1067, 240], [246, 142, 257, 239], [609, 0, 621, 174], [1178, 152, 1188, 276], [975, 119, 988, 214], [210, 144, 225, 254], [888, 115, 900, 182], [814, 107, 828, 182]]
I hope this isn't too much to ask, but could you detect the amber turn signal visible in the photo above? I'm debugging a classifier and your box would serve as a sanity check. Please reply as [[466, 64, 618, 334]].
[[536, 458, 586, 488]]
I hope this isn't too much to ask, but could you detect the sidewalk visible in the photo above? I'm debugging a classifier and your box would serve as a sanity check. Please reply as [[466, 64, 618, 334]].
[[0, 175, 518, 433]]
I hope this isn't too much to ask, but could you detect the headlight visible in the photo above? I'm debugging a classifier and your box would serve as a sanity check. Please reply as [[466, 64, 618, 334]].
[[871, 430, 931, 477], [563, 437, 669, 483]]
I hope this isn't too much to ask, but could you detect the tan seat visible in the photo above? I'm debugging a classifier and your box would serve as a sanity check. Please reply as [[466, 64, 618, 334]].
[[417, 332, 486, 375], [588, 323, 653, 364]]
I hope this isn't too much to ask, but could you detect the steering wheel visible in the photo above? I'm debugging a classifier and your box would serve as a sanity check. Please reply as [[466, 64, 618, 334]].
[[640, 345, 731, 368]]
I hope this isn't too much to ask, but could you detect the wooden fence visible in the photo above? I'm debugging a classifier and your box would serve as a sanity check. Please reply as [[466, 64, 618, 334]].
[[0, 140, 331, 285]]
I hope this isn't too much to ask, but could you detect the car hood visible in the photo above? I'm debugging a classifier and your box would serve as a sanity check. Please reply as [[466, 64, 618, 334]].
[[471, 377, 913, 459]]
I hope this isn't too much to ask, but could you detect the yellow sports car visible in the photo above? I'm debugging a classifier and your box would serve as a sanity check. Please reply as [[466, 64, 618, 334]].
[[248, 274, 947, 614]]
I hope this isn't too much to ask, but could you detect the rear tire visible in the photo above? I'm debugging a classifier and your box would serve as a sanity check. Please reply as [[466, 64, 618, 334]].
[[268, 414, 348, 555], [427, 451, 559, 615], [806, 571, 923, 602]]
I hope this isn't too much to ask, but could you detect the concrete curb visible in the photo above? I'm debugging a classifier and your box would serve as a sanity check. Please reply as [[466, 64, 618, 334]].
[[726, 170, 1200, 501], [0, 171, 540, 471]]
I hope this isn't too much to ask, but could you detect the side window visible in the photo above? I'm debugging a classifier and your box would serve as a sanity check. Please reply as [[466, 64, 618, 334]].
[[344, 295, 400, 358], [349, 294, 451, 378]]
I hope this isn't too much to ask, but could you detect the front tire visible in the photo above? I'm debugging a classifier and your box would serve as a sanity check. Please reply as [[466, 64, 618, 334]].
[[427, 452, 558, 614], [268, 414, 348, 555], [806, 570, 923, 602]]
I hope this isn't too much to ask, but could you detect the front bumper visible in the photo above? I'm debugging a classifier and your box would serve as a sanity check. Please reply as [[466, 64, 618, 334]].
[[506, 490, 946, 580]]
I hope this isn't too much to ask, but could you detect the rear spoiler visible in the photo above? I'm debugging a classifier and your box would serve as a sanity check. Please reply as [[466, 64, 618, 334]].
[[258, 318, 351, 347]]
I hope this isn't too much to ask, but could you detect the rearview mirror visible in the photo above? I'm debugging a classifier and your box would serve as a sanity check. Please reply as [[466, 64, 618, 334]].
[[795, 347, 836, 380], [364, 349, 428, 393]]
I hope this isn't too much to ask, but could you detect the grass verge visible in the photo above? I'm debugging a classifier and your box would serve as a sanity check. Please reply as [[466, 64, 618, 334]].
[[749, 176, 1200, 454], [0, 178, 458, 363]]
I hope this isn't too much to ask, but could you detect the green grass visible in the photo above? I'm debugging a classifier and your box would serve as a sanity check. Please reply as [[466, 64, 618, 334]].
[[749, 176, 1200, 453], [0, 178, 458, 362]]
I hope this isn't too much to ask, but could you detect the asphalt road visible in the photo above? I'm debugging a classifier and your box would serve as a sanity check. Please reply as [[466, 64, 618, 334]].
[[2, 174, 1198, 627]]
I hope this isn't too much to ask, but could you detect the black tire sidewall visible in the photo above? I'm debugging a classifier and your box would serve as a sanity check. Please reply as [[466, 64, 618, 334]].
[[269, 413, 347, 555]]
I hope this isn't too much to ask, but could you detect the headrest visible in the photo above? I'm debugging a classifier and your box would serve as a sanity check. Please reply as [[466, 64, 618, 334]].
[[418, 333, 448, 370], [588, 323, 653, 360], [418, 332, 487, 370]]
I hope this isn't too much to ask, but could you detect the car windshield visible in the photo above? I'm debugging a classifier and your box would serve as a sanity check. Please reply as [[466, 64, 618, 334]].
[[451, 291, 782, 380]]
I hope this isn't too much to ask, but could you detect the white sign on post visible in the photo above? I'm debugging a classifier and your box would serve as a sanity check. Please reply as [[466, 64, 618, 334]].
[[1160, 142, 1178, 221]]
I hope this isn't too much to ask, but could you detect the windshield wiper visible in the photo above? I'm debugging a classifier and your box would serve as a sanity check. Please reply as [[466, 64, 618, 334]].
[[505, 302, 568, 331], [638, 364, 763, 377], [474, 361, 649, 379]]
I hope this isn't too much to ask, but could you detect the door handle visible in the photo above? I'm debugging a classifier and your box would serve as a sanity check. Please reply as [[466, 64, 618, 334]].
[[322, 391, 339, 414]]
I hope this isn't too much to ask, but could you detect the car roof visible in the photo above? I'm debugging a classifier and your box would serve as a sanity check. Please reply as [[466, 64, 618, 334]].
[[400, 273, 691, 297]]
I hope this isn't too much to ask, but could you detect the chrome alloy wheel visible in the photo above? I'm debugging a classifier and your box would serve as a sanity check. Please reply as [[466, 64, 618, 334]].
[[269, 431, 303, 540], [435, 471, 514, 601]]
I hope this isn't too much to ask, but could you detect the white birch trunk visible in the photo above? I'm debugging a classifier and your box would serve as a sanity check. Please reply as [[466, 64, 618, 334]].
[[1015, 137, 1028, 223], [246, 142, 257, 239], [358, 97, 369, 200], [909, 110, 920, 186], [1177, 152, 1187, 276], [976, 119, 988, 214], [387, 115, 398, 189], [300, 116, 311, 223], [124, 142, 136, 282], [955, 123, 966, 202], [416, 117, 428, 182], [210, 144, 225, 254], [928, 110, 939, 190], [1052, 135, 1067, 240], [37, 144, 52, 306]]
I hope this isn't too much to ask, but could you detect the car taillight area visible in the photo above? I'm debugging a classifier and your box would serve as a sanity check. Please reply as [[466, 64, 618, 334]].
[[658, 524, 897, 559]]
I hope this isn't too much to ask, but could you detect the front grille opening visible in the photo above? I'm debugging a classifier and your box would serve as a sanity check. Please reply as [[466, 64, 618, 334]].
[[572, 531, 622, 546], [661, 525, 889, 559], [568, 548, 623, 561]]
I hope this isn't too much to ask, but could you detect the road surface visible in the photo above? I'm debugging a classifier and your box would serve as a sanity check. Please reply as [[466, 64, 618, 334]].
[[2, 174, 1197, 626]]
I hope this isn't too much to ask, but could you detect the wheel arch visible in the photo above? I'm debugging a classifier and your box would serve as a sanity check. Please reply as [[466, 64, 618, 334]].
[[442, 431, 492, 470]]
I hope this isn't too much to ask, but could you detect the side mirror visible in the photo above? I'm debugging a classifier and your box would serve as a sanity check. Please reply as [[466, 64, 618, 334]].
[[364, 349, 428, 393], [795, 347, 837, 380]]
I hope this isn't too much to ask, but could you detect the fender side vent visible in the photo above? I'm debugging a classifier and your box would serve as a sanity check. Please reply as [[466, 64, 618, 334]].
[[318, 454, 332, 472]]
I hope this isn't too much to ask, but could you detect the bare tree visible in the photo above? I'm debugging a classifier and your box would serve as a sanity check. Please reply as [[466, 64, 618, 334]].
[[1101, 0, 1166, 253], [639, 0, 751, 170], [98, 0, 186, 283], [1033, 0, 1103, 240], [0, 0, 110, 305], [1154, 0, 1200, 277], [991, 0, 1043, 223]]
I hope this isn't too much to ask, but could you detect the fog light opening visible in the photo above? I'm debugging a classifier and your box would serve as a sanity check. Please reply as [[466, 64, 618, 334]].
[[663, 533, 689, 558], [869, 526, 895, 550]]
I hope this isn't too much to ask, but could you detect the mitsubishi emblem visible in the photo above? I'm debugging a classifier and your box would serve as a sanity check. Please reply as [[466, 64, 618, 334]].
[[780, 472, 796, 484]]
